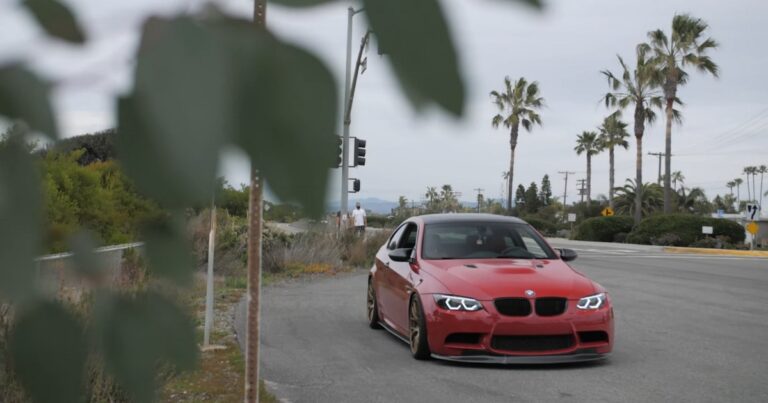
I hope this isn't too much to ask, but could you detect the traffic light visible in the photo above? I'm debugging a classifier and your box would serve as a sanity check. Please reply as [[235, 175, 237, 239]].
[[353, 138, 366, 166], [334, 136, 342, 168], [352, 178, 361, 193]]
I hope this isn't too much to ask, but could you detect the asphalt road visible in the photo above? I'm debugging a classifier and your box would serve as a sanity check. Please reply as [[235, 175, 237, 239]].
[[235, 241, 768, 402]]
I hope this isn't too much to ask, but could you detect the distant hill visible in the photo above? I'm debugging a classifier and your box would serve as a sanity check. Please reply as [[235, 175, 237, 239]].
[[327, 198, 398, 215], [327, 198, 481, 215]]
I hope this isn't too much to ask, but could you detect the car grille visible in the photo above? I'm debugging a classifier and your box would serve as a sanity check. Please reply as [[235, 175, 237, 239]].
[[578, 331, 609, 344], [491, 335, 574, 352], [494, 298, 531, 316], [535, 297, 567, 316]]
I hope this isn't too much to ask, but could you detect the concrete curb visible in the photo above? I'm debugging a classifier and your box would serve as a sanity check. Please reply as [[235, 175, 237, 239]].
[[664, 246, 768, 258]]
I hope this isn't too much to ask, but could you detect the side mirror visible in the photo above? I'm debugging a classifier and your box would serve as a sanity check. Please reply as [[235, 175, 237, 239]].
[[389, 248, 414, 263], [558, 248, 578, 262]]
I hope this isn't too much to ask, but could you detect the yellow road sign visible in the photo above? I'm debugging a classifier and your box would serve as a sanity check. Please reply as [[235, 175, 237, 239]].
[[746, 222, 758, 235], [601, 207, 614, 217]]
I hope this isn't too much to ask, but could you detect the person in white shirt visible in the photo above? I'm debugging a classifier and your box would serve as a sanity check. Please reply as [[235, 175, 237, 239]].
[[351, 202, 367, 236]]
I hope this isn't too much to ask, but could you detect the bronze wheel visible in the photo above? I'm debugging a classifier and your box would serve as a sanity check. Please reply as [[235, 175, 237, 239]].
[[408, 295, 430, 359], [367, 280, 381, 329]]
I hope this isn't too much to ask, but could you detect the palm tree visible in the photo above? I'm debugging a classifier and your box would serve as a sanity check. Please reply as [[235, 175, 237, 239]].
[[490, 77, 545, 212], [671, 171, 685, 192], [597, 115, 630, 210], [749, 166, 759, 203], [613, 179, 663, 218], [647, 14, 719, 213], [439, 184, 459, 212], [425, 187, 440, 212], [574, 131, 601, 204], [743, 167, 754, 202], [602, 46, 664, 224], [734, 178, 743, 207], [726, 181, 735, 198]]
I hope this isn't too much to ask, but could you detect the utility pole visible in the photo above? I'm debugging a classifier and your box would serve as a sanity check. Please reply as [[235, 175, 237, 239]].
[[246, 2, 265, 402], [648, 152, 669, 185], [340, 7, 365, 222], [559, 171, 575, 221], [576, 179, 587, 204], [473, 188, 484, 213]]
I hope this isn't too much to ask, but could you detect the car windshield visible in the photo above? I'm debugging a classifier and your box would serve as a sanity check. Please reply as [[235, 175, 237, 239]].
[[421, 221, 557, 260]]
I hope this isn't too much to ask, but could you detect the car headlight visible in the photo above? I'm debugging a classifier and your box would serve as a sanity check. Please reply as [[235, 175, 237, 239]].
[[576, 293, 606, 309], [433, 294, 483, 312]]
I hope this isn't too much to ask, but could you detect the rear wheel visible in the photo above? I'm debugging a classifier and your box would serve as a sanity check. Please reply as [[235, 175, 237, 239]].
[[367, 279, 381, 329], [409, 295, 431, 360]]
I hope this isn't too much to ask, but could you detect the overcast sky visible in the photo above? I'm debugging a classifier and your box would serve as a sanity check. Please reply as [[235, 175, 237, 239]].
[[1, 0, 766, 207]]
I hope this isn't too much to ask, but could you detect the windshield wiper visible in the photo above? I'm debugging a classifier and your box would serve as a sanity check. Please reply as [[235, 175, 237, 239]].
[[496, 251, 536, 259]]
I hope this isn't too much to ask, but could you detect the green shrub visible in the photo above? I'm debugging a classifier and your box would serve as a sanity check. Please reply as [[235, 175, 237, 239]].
[[572, 216, 635, 242], [521, 216, 558, 236], [626, 214, 745, 246]]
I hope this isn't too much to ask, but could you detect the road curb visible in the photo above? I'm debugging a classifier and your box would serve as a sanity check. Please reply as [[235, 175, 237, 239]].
[[663, 246, 768, 258]]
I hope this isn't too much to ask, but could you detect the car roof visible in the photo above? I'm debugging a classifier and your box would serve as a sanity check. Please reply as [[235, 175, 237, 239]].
[[413, 213, 528, 225]]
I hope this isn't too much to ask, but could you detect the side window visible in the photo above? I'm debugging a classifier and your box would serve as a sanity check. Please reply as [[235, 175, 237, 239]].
[[388, 224, 408, 250], [399, 224, 419, 249]]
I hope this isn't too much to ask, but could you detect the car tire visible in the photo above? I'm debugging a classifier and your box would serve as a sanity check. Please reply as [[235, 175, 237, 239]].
[[367, 279, 382, 329], [409, 295, 431, 360]]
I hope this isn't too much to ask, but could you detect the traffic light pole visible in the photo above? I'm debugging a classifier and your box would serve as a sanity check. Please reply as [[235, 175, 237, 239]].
[[341, 7, 364, 220]]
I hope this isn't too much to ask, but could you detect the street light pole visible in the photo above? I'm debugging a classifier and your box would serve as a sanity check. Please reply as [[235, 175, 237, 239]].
[[341, 7, 364, 222]]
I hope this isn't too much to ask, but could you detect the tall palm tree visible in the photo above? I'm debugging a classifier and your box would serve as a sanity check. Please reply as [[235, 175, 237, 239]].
[[647, 14, 719, 213], [743, 167, 754, 202], [490, 77, 545, 212], [602, 46, 664, 224], [671, 170, 685, 192], [574, 131, 601, 203], [749, 166, 758, 203], [726, 181, 735, 198], [597, 115, 630, 210], [613, 179, 663, 218], [734, 178, 743, 207]]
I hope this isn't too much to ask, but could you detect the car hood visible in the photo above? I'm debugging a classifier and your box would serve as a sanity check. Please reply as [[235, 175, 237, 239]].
[[421, 259, 596, 301]]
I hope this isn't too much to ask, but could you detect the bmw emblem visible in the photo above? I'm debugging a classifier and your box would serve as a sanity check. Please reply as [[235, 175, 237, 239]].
[[525, 290, 536, 297]]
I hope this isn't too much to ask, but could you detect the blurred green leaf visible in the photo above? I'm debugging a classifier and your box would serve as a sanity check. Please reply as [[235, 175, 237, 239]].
[[68, 230, 101, 280], [211, 18, 338, 217], [141, 213, 194, 285], [22, 0, 86, 44], [100, 292, 197, 403], [504, 0, 544, 7], [120, 16, 337, 216], [0, 133, 41, 302], [269, 0, 338, 7], [10, 300, 88, 403], [117, 17, 231, 207], [363, 0, 465, 115], [0, 64, 58, 139]]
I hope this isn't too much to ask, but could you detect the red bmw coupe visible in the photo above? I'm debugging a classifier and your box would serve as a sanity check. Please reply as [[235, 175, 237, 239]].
[[366, 214, 614, 364]]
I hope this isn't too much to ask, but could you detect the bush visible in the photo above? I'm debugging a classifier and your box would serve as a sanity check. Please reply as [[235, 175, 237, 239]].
[[626, 214, 745, 246], [572, 216, 635, 242], [521, 216, 558, 236]]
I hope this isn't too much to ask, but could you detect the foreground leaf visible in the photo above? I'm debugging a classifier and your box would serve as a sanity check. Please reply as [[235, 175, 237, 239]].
[[117, 17, 231, 207], [100, 292, 197, 403], [10, 301, 88, 403], [141, 213, 194, 285], [212, 19, 338, 217], [270, 0, 338, 6], [363, 0, 464, 115], [0, 133, 41, 302], [23, 0, 86, 44], [0, 64, 58, 138]]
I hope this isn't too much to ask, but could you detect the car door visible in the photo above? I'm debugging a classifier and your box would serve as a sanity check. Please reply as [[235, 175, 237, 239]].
[[374, 224, 407, 330], [386, 223, 420, 334]]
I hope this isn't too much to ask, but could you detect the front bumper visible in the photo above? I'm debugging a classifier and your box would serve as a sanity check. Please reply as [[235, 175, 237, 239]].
[[432, 349, 608, 365], [422, 294, 614, 362]]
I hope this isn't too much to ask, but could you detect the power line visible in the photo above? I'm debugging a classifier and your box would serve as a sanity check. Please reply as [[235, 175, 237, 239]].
[[648, 152, 671, 185]]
